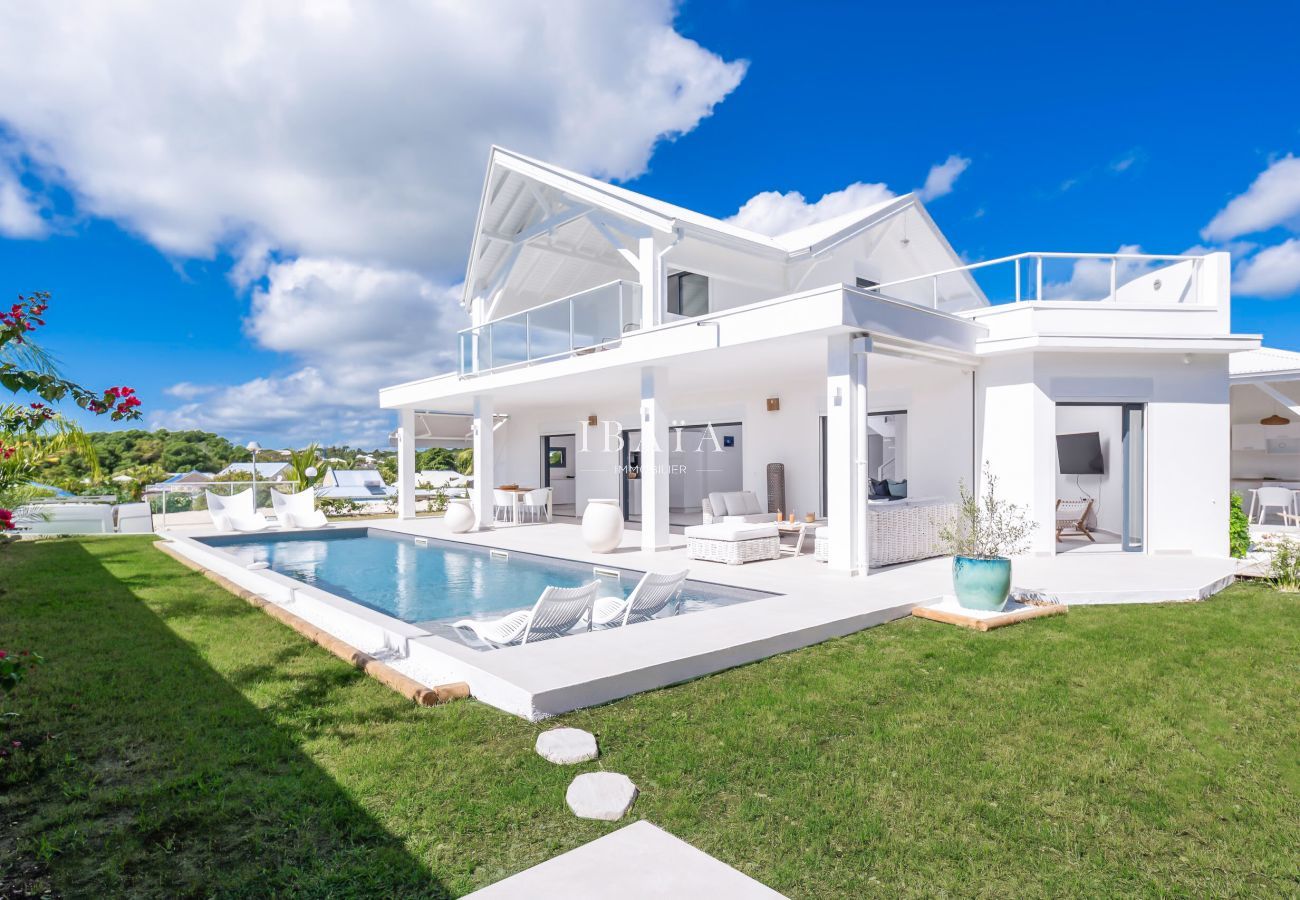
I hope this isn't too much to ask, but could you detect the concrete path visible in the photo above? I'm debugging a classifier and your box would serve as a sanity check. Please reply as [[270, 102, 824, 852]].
[[465, 821, 786, 898]]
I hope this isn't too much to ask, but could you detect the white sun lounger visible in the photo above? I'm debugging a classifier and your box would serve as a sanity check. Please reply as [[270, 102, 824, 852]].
[[453, 581, 599, 647], [205, 489, 272, 532], [270, 488, 328, 528], [589, 569, 689, 628]]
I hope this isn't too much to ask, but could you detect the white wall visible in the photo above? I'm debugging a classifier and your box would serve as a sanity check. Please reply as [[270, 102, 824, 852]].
[[484, 355, 974, 527], [1054, 405, 1123, 535], [978, 351, 1230, 557]]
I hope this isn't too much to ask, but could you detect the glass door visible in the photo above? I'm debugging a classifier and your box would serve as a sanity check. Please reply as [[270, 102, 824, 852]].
[[1122, 404, 1145, 552]]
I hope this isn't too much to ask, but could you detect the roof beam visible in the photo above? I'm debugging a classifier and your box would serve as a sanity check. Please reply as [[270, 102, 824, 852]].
[[1252, 382, 1300, 417]]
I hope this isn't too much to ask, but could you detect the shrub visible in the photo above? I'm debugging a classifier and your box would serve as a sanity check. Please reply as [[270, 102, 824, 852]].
[[1265, 536, 1300, 593], [1229, 492, 1250, 559], [939, 464, 1035, 559], [424, 487, 449, 514], [318, 497, 363, 518]]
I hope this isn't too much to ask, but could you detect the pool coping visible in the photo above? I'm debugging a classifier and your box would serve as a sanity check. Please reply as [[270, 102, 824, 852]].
[[159, 527, 922, 720]]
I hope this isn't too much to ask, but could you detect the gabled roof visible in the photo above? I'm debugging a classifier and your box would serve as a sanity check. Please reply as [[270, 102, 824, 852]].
[[1230, 346, 1300, 380], [462, 146, 944, 309], [218, 461, 291, 477]]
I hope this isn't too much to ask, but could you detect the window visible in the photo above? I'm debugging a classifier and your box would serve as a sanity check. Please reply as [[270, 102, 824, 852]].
[[547, 448, 567, 468], [667, 272, 709, 317], [855, 277, 879, 290]]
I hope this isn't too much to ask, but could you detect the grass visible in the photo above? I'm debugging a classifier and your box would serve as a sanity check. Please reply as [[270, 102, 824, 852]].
[[1, 537, 1297, 898]]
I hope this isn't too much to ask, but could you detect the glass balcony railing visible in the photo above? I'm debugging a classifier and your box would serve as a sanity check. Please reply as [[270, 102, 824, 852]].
[[459, 280, 642, 375], [864, 252, 1207, 309]]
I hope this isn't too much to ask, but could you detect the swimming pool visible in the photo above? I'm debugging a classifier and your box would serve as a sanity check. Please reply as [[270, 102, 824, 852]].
[[199, 528, 772, 627]]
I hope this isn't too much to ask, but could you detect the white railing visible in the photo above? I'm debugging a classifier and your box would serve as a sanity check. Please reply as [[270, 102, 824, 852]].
[[458, 279, 642, 375], [862, 252, 1206, 309]]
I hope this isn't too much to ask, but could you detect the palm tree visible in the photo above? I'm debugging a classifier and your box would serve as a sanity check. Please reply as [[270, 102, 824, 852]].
[[0, 405, 102, 504], [284, 443, 327, 491]]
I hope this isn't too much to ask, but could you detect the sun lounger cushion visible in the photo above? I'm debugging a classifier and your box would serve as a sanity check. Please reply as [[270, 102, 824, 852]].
[[683, 523, 778, 541]]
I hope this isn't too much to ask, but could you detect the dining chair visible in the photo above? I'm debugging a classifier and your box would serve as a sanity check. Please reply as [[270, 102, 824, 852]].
[[493, 489, 515, 524], [522, 488, 550, 523], [1254, 486, 1294, 525]]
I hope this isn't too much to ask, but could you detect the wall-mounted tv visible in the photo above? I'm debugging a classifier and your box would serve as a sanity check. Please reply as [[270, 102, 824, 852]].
[[1057, 432, 1104, 475]]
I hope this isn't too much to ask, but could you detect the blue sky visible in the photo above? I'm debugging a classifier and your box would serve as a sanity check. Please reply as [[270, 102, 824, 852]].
[[2, 1, 1299, 447]]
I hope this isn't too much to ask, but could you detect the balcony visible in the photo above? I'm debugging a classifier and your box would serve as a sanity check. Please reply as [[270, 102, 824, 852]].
[[459, 280, 642, 376], [867, 251, 1212, 309]]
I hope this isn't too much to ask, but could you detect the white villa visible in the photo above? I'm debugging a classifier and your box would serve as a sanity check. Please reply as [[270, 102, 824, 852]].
[[380, 146, 1258, 573]]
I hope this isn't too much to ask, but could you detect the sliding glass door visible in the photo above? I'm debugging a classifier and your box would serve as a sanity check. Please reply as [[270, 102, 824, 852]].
[[1122, 404, 1145, 552], [1056, 402, 1145, 553]]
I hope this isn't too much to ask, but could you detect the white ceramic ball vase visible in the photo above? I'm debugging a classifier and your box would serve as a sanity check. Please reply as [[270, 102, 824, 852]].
[[444, 498, 475, 534], [582, 499, 624, 553]]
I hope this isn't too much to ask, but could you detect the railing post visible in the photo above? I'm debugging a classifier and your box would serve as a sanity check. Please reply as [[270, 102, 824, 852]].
[[1109, 257, 1118, 302], [1014, 258, 1021, 302], [932, 275, 939, 308], [1035, 256, 1043, 301]]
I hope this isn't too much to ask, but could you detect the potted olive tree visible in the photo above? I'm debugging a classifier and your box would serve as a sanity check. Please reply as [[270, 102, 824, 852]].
[[939, 465, 1035, 611]]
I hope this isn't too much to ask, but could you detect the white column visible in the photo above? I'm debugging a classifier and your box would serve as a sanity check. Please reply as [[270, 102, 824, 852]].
[[397, 408, 417, 519], [636, 234, 666, 329], [640, 366, 671, 552], [825, 335, 871, 574], [472, 395, 495, 530]]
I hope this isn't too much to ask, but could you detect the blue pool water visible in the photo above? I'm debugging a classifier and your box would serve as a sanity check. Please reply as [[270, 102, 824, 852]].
[[200, 528, 771, 625]]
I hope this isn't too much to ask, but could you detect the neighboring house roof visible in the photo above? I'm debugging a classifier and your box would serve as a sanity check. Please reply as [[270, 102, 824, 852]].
[[417, 469, 465, 488], [27, 481, 72, 497], [324, 469, 387, 487], [318, 469, 392, 499], [218, 461, 291, 478], [163, 470, 213, 483], [1229, 346, 1300, 380]]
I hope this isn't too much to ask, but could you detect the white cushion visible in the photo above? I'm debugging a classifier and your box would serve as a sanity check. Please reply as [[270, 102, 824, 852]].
[[707, 491, 728, 515], [721, 513, 778, 524], [684, 523, 778, 541], [721, 491, 750, 516]]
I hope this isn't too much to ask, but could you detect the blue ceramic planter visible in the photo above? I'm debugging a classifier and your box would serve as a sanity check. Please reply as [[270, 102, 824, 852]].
[[952, 556, 1012, 612]]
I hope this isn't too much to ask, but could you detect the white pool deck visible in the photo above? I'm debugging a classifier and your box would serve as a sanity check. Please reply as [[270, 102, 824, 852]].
[[159, 516, 1241, 720]]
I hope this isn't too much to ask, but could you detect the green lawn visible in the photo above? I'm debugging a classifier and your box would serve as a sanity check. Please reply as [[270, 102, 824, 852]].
[[1, 538, 1297, 898]]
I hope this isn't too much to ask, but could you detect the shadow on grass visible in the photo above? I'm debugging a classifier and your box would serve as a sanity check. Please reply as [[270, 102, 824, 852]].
[[0, 538, 447, 898]]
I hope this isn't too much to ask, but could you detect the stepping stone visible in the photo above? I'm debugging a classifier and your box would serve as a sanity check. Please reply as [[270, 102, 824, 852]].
[[535, 727, 598, 764], [566, 772, 638, 821]]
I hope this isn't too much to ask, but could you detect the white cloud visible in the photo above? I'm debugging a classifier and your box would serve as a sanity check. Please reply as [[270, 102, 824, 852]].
[[152, 257, 466, 445], [917, 154, 971, 202], [0, 2, 745, 273], [1231, 238, 1300, 299], [0, 166, 45, 238], [1041, 244, 1162, 301], [1203, 155, 1300, 241], [728, 154, 971, 238], [728, 182, 896, 236], [0, 1, 746, 444], [163, 382, 216, 400]]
